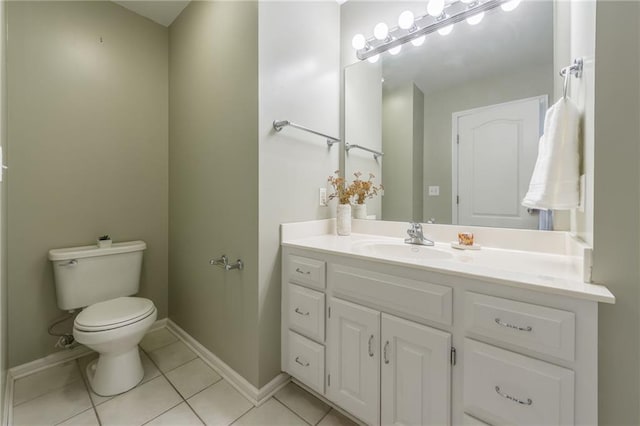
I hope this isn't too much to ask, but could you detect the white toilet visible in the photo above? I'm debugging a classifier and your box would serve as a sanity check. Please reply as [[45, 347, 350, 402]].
[[48, 240, 157, 396]]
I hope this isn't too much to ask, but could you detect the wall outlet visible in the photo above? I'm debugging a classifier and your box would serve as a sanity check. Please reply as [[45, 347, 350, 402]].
[[319, 187, 328, 206], [428, 186, 440, 196]]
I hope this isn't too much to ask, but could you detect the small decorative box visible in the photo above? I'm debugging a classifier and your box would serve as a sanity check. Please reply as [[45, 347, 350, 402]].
[[458, 232, 474, 246]]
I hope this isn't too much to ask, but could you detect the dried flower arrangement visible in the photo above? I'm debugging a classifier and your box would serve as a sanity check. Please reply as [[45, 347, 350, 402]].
[[328, 170, 383, 205], [351, 171, 383, 205], [328, 170, 353, 204]]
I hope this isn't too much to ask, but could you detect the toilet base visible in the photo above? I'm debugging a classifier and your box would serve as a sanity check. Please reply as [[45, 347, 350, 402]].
[[86, 346, 144, 396]]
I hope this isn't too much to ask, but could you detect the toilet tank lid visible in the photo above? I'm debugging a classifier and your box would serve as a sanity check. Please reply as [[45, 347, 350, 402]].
[[48, 240, 147, 261]]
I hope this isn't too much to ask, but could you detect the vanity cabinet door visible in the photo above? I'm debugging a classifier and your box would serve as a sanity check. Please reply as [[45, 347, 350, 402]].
[[381, 313, 451, 426], [327, 298, 380, 426]]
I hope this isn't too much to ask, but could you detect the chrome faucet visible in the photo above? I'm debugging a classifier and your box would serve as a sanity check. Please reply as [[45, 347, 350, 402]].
[[404, 222, 434, 246]]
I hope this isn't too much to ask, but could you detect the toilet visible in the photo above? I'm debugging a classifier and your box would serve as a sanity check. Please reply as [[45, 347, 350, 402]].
[[48, 240, 157, 396]]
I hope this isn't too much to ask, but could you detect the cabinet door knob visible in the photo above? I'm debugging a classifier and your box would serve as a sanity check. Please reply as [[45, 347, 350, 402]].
[[368, 335, 374, 357]]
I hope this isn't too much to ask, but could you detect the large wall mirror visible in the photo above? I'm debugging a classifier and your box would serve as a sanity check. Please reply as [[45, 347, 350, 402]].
[[344, 0, 555, 230]]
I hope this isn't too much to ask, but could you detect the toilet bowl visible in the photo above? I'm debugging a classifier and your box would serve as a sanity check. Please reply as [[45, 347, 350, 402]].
[[73, 296, 157, 396]]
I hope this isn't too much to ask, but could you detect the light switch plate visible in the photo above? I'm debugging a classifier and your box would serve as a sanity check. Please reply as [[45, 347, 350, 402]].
[[428, 186, 440, 196]]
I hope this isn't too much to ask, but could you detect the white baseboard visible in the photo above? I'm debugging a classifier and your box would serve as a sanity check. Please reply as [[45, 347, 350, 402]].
[[2, 370, 13, 426], [8, 345, 92, 380], [166, 319, 290, 406]]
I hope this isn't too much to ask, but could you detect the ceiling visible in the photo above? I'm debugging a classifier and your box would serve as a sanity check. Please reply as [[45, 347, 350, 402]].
[[113, 1, 190, 26]]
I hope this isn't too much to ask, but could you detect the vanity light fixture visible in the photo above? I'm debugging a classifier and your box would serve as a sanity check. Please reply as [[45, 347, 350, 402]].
[[501, 0, 521, 12], [438, 24, 454, 36], [352, 0, 517, 61], [466, 11, 485, 25]]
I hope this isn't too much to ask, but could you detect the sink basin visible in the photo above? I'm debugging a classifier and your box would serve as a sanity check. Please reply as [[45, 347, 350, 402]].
[[352, 241, 453, 262]]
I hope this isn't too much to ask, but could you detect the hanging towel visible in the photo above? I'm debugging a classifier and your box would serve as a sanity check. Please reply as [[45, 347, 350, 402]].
[[522, 97, 580, 210]]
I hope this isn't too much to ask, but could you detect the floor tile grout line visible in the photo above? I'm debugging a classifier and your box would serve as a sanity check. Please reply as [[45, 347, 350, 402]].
[[139, 400, 185, 426], [75, 357, 103, 426], [272, 383, 332, 426], [182, 397, 211, 426], [147, 344, 199, 376], [140, 332, 179, 354], [271, 397, 314, 426], [142, 342, 229, 425], [11, 367, 85, 409], [140, 345, 209, 425], [315, 409, 332, 426], [272, 394, 320, 426], [53, 407, 97, 426], [227, 404, 257, 426]]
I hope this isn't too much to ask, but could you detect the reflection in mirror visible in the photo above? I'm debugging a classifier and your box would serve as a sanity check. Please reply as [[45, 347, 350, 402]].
[[344, 0, 554, 229]]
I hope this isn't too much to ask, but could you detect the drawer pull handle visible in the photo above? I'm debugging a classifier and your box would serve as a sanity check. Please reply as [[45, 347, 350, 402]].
[[295, 268, 311, 275], [495, 386, 533, 406], [368, 335, 374, 357], [495, 318, 532, 332], [294, 308, 310, 316], [383, 341, 390, 364], [295, 356, 309, 367]]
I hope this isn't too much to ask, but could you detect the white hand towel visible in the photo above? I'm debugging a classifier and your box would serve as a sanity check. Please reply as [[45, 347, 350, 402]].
[[522, 97, 580, 210]]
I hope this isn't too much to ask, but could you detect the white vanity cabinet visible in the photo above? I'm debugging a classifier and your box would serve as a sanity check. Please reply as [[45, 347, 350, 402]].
[[326, 298, 381, 425], [325, 298, 452, 426], [281, 245, 603, 426]]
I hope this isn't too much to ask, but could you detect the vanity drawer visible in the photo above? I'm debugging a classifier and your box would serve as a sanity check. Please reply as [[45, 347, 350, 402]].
[[329, 264, 452, 326], [288, 255, 326, 290], [464, 292, 575, 361], [288, 283, 325, 342], [287, 330, 325, 395], [464, 339, 574, 426]]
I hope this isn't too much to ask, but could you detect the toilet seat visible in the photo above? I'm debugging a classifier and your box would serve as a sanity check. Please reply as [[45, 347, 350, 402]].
[[75, 297, 155, 332]]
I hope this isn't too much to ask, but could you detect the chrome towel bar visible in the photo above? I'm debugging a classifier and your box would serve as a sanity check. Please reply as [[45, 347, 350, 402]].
[[345, 143, 384, 160], [272, 120, 340, 148]]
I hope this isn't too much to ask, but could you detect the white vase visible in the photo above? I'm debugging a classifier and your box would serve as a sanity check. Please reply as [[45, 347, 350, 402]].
[[336, 204, 352, 236], [352, 203, 367, 219]]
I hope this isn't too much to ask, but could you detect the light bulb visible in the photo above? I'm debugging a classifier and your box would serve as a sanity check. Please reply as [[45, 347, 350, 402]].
[[389, 45, 402, 55], [427, 0, 445, 17], [466, 11, 484, 25], [438, 24, 453, 36], [367, 54, 380, 63], [398, 10, 415, 30], [352, 34, 366, 50], [501, 0, 521, 11], [411, 35, 426, 47], [374, 22, 389, 40]]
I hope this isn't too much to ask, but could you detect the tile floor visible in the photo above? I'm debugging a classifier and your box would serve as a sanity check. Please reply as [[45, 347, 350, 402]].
[[11, 328, 358, 426]]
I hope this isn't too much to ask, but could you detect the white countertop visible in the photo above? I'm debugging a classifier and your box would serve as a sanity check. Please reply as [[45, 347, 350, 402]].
[[282, 228, 615, 304]]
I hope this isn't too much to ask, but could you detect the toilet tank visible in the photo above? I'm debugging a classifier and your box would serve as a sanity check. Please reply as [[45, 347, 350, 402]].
[[48, 241, 147, 311]]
